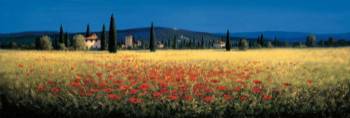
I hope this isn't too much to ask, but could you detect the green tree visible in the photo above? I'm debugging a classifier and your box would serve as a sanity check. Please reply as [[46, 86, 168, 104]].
[[238, 38, 249, 50], [108, 15, 117, 53], [100, 24, 106, 50], [59, 24, 64, 44], [149, 22, 156, 52], [306, 34, 317, 47], [72, 34, 86, 50], [225, 30, 231, 51], [36, 35, 53, 50]]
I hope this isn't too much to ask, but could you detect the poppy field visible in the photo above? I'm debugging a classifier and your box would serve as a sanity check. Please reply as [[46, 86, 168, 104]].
[[0, 48, 350, 117]]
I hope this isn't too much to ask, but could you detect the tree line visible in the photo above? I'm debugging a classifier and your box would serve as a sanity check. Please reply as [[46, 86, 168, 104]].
[[1, 15, 350, 52]]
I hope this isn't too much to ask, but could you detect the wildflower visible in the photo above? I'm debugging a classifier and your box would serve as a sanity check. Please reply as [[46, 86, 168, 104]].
[[262, 95, 273, 101], [168, 95, 178, 101], [96, 72, 103, 79], [216, 86, 227, 91], [234, 86, 241, 92], [240, 95, 248, 101], [223, 94, 232, 101], [129, 89, 138, 95], [51, 87, 61, 93], [103, 88, 113, 93], [203, 96, 214, 103], [283, 83, 291, 87], [253, 80, 262, 84], [252, 86, 262, 94], [36, 84, 45, 92], [128, 97, 143, 104], [139, 83, 150, 91], [307, 80, 313, 86], [184, 96, 193, 101], [152, 92, 162, 97], [108, 94, 121, 100], [18, 64, 24, 68]]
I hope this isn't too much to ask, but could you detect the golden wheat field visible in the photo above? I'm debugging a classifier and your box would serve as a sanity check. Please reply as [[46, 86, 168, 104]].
[[0, 48, 350, 117]]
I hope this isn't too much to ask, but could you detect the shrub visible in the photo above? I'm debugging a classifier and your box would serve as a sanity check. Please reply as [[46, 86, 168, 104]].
[[35, 35, 53, 50], [238, 38, 249, 50], [72, 34, 86, 50]]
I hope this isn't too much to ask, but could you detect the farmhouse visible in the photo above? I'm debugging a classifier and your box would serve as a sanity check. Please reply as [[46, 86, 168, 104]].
[[85, 33, 100, 49]]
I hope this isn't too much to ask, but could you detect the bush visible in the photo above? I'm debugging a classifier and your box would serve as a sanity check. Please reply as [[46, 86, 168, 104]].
[[36, 35, 53, 50], [238, 38, 249, 50], [58, 43, 67, 50], [72, 34, 86, 50]]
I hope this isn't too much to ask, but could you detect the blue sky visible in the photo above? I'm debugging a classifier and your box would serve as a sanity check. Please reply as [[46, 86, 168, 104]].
[[0, 0, 349, 33]]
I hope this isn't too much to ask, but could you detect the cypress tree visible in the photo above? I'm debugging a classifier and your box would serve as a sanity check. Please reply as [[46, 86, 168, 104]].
[[86, 24, 91, 37], [59, 24, 64, 44], [201, 36, 205, 49], [64, 33, 69, 47], [108, 14, 117, 53], [172, 35, 177, 49], [100, 24, 106, 50], [225, 30, 231, 51], [149, 22, 156, 52]]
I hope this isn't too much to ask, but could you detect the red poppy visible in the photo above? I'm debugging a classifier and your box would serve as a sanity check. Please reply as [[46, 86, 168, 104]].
[[184, 96, 193, 101], [18, 64, 24, 68], [139, 83, 150, 91], [103, 88, 113, 93], [96, 72, 103, 79], [262, 95, 273, 101], [69, 81, 81, 88], [108, 94, 121, 100], [223, 94, 232, 101], [128, 97, 143, 104], [129, 89, 138, 95], [36, 84, 45, 92], [152, 92, 162, 97], [216, 86, 227, 91], [51, 87, 61, 93], [283, 83, 291, 87], [253, 80, 262, 84], [203, 96, 214, 103], [252, 86, 262, 94], [240, 95, 248, 101], [307, 80, 313, 86], [234, 86, 241, 92], [168, 95, 178, 101]]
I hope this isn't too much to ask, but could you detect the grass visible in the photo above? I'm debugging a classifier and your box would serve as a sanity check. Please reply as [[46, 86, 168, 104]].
[[0, 48, 349, 117]]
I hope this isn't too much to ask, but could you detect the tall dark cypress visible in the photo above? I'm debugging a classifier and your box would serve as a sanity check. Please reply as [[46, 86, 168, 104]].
[[172, 35, 177, 49], [86, 24, 91, 37], [149, 22, 156, 52], [225, 30, 231, 51], [108, 15, 117, 53], [59, 24, 64, 44], [100, 24, 106, 50], [201, 36, 205, 49], [64, 33, 69, 47]]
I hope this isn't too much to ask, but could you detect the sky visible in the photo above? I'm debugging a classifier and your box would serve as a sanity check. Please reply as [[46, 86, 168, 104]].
[[0, 0, 349, 33]]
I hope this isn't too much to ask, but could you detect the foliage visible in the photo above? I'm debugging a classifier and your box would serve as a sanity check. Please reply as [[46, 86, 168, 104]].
[[108, 15, 117, 53], [72, 34, 86, 50], [238, 38, 249, 50], [149, 23, 156, 52], [306, 34, 317, 47], [35, 35, 53, 50]]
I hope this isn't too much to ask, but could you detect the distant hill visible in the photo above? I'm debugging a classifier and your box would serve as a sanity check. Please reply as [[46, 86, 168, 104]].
[[1, 27, 349, 46], [231, 31, 350, 42]]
